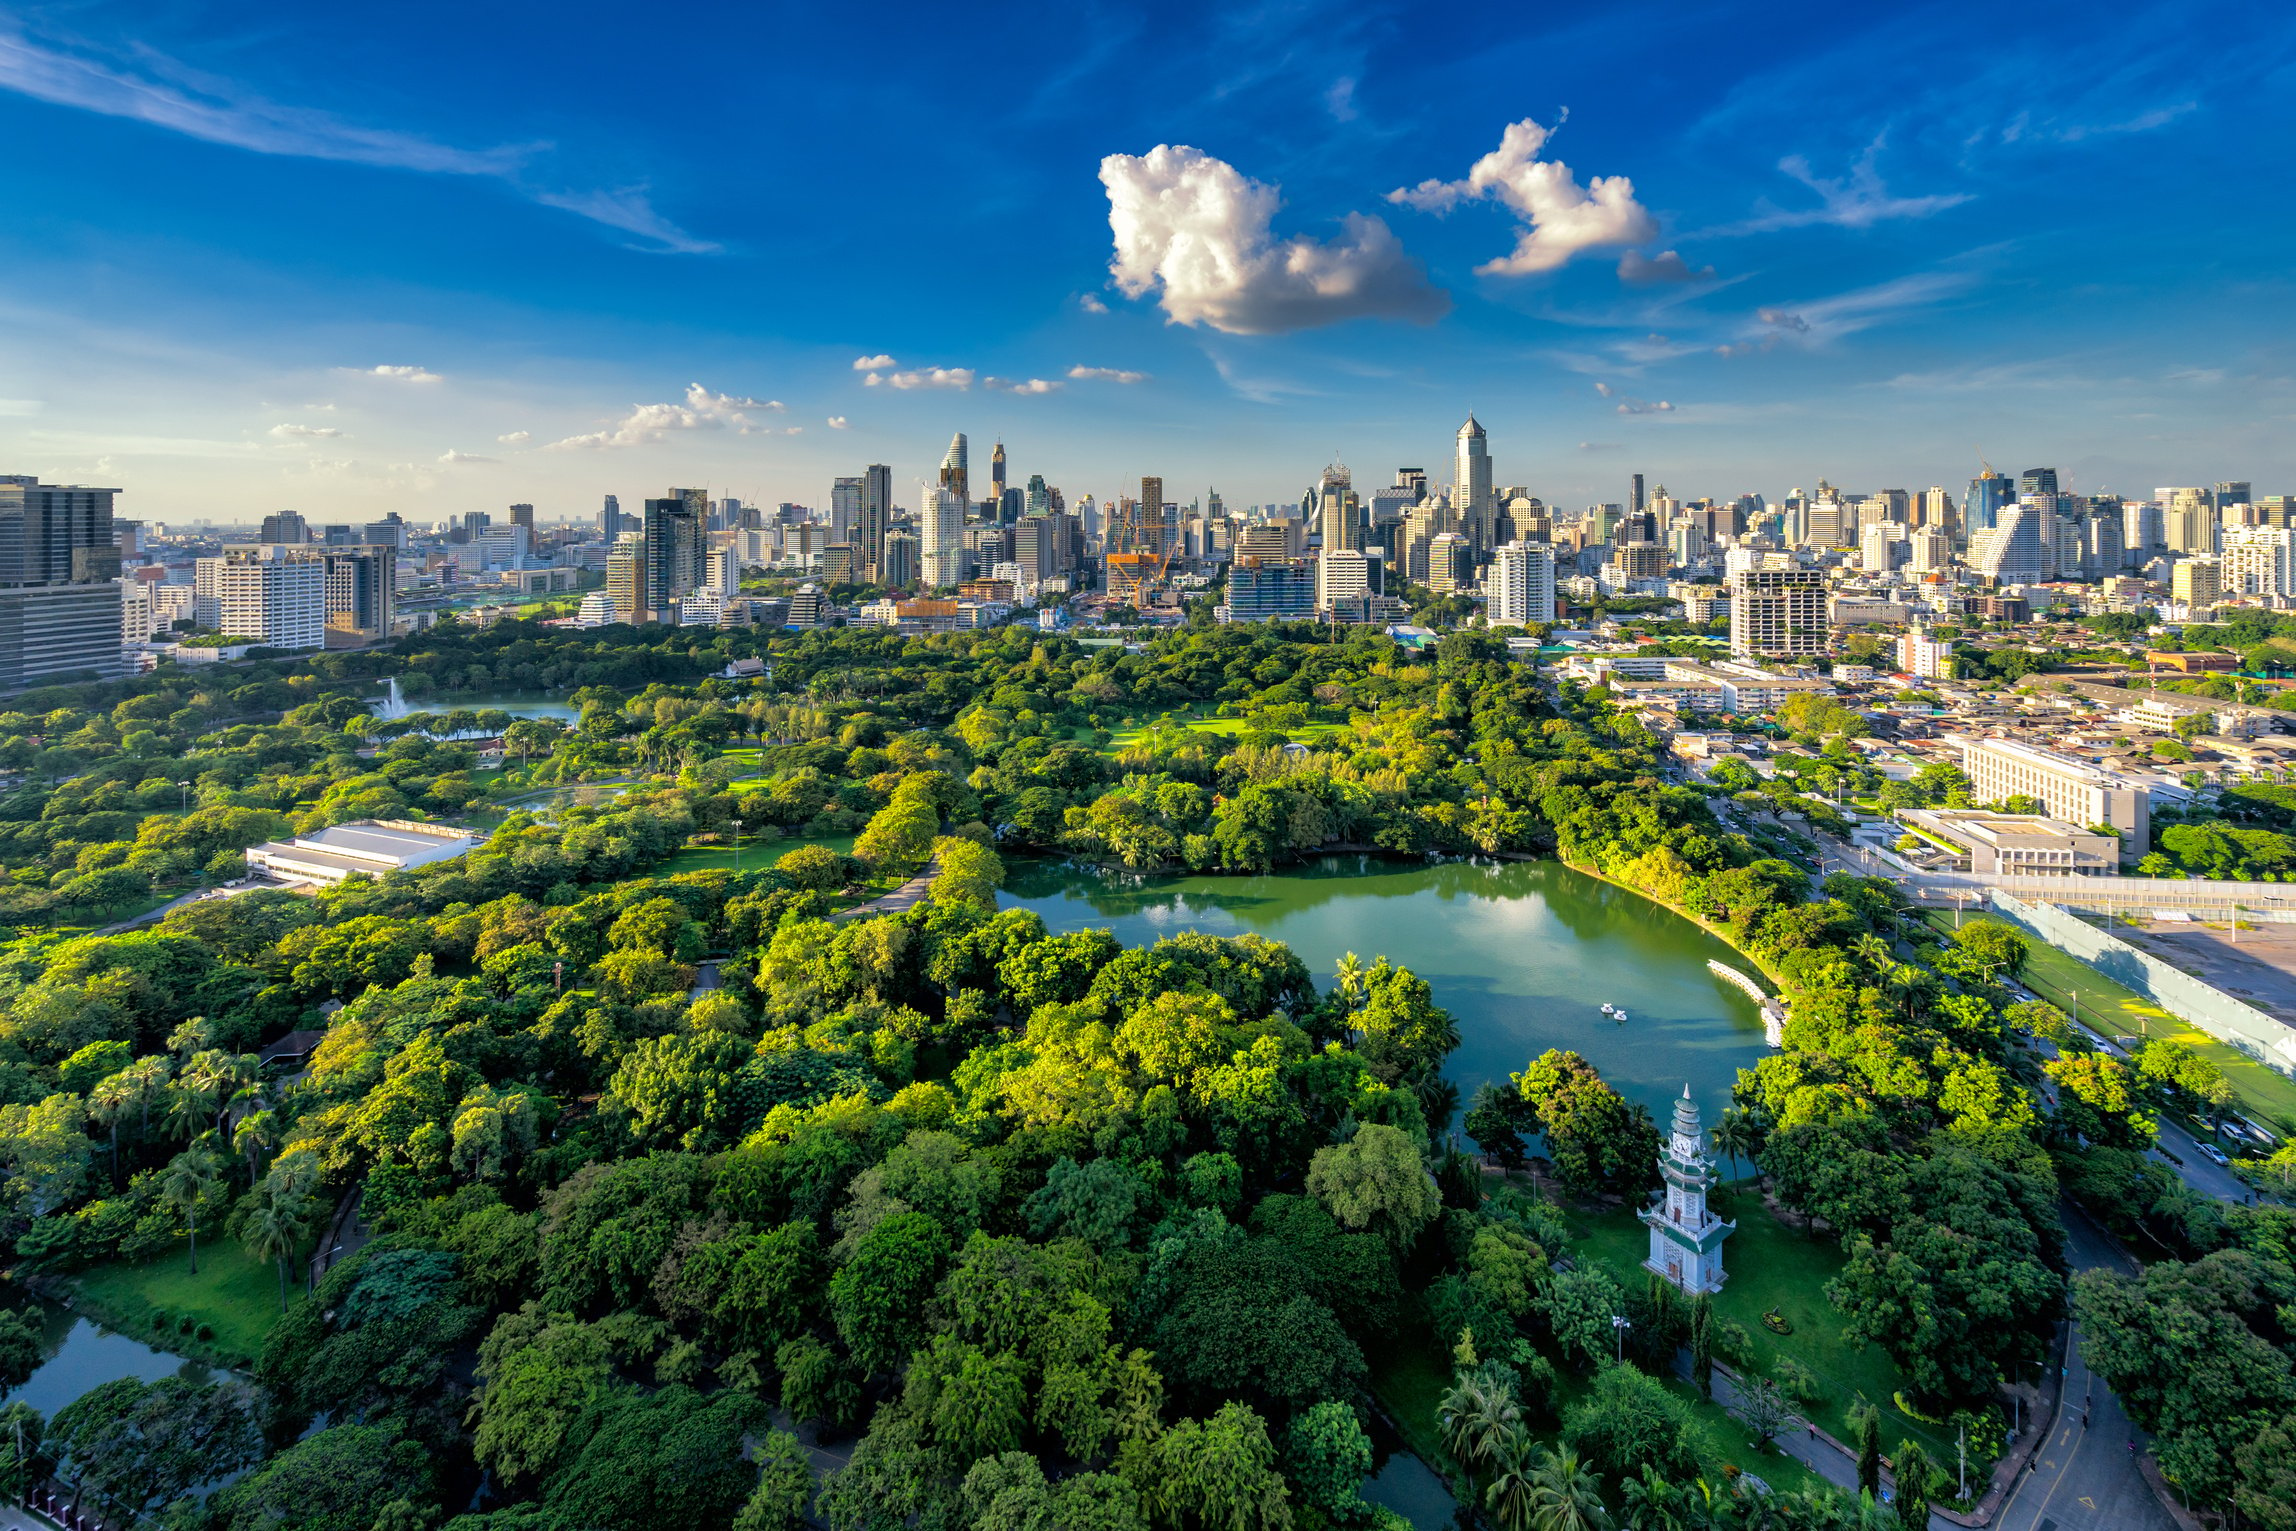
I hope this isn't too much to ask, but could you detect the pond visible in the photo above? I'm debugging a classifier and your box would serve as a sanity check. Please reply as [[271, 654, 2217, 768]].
[[1000, 854, 1770, 1123], [14, 1305, 219, 1419], [372, 679, 580, 725]]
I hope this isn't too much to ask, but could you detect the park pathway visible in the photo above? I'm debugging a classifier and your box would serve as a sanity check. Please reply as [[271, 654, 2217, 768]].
[[835, 857, 940, 920]]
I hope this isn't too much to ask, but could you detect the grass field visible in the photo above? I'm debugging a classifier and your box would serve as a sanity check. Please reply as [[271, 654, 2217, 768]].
[[69, 1237, 301, 1367], [1923, 911, 2296, 1132], [1569, 1192, 1956, 1470], [662, 834, 858, 876], [1100, 712, 1347, 752]]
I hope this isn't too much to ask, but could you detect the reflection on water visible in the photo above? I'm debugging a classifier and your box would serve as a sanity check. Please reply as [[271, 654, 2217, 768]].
[[14, 1306, 214, 1419], [1002, 854, 1768, 1122]]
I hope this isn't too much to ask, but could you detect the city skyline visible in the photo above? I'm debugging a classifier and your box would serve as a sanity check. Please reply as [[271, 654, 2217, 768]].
[[3, 0, 2292, 517]]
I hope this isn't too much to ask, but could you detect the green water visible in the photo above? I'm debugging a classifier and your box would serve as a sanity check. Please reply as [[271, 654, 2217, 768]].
[[1000, 855, 1769, 1123]]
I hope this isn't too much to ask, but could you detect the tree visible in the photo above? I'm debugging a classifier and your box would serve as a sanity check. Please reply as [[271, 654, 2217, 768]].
[[1891, 1440, 1933, 1530], [1352, 959, 1459, 1085], [1150, 1402, 1292, 1531], [1729, 1373, 1796, 1452], [241, 1159, 320, 1312], [1526, 1446, 1609, 1531], [734, 1431, 814, 1531], [50, 1376, 261, 1523], [214, 1421, 433, 1531], [1560, 1364, 1694, 1489], [1710, 1109, 1759, 1184], [1284, 1401, 1375, 1528], [828, 1211, 950, 1374], [1026, 1158, 1151, 1249], [1440, 1370, 1523, 1482], [1513, 1051, 1660, 1200], [1851, 1400, 1883, 1502], [0, 1310, 38, 1402], [159, 1145, 221, 1274], [1305, 1123, 1442, 1252]]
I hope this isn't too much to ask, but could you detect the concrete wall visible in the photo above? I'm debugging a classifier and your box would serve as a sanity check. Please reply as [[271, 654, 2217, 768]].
[[1987, 891, 2296, 1075]]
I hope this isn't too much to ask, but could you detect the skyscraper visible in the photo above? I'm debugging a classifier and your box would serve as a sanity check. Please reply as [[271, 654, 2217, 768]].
[[509, 503, 535, 531], [1630, 473, 1645, 515], [830, 477, 861, 544], [1487, 542, 1557, 626], [919, 485, 966, 589], [323, 547, 397, 646], [1969, 503, 2050, 584], [260, 510, 311, 544], [991, 440, 1007, 507], [1730, 568, 1827, 658], [1139, 476, 1168, 555], [0, 476, 128, 692], [860, 464, 892, 579], [2019, 467, 2059, 498], [1455, 416, 1492, 554], [1965, 469, 2015, 537], [939, 434, 969, 507], [642, 494, 705, 621], [600, 495, 625, 541], [1315, 464, 1359, 553]]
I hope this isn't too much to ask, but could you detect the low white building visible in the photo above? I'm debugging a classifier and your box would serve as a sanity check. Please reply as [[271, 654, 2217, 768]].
[[246, 819, 482, 886], [1899, 808, 2120, 876]]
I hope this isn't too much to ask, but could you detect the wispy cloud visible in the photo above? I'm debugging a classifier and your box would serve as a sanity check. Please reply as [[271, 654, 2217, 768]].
[[348, 364, 441, 383], [826, 416, 851, 429], [852, 354, 897, 370], [1617, 250, 1715, 285], [1068, 365, 1150, 384], [438, 449, 496, 464], [1706, 136, 1972, 236], [0, 27, 715, 252], [864, 367, 974, 390], [1078, 295, 1109, 314], [267, 422, 340, 439], [548, 383, 784, 449], [496, 430, 531, 445], [1594, 382, 1674, 415], [988, 377, 1060, 395], [1719, 271, 1976, 354]]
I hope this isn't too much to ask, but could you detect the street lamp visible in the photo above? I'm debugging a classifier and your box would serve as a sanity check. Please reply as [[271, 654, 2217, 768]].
[[176, 780, 190, 812], [1611, 1314, 1632, 1363], [732, 818, 743, 874]]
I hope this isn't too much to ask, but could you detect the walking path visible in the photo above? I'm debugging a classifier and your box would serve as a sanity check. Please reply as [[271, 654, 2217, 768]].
[[834, 857, 940, 920]]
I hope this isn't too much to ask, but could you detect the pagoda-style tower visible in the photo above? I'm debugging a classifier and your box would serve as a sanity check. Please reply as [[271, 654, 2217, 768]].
[[1641, 1085, 1734, 1295]]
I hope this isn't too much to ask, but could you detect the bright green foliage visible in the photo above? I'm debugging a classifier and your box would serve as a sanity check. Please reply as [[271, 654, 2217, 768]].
[[1304, 1123, 1441, 1251], [214, 1422, 433, 1531], [829, 1210, 950, 1373]]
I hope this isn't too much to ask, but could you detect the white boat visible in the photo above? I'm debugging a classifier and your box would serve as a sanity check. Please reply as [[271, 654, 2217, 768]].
[[1614, 1010, 1629, 1023], [1600, 1002, 1617, 1016]]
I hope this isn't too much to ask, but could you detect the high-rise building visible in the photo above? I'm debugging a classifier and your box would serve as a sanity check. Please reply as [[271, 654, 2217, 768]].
[[260, 510, 311, 544], [1859, 524, 1903, 573], [2019, 467, 2059, 498], [705, 547, 742, 597], [880, 529, 921, 589], [990, 441, 1007, 507], [363, 513, 407, 550], [641, 494, 705, 621], [2122, 500, 2165, 557], [1896, 628, 1952, 681], [1024, 474, 1051, 519], [1729, 568, 1827, 658], [1315, 548, 1369, 611], [2221, 527, 2296, 598], [920, 484, 966, 589], [1969, 503, 2049, 584], [1966, 470, 2015, 537], [323, 547, 396, 646], [1907, 528, 1952, 573], [605, 535, 643, 622], [216, 553, 326, 650], [509, 503, 535, 531], [600, 494, 625, 541], [860, 465, 892, 579], [0, 476, 128, 691], [1455, 416, 1492, 553], [1315, 464, 1360, 553], [2171, 557, 2221, 611], [939, 434, 969, 507], [2217, 481, 2254, 508], [1427, 531, 1473, 594], [2161, 488, 2216, 555], [1913, 487, 1955, 535], [1222, 560, 1315, 622], [1630, 473, 1645, 515], [1487, 541, 1557, 626]]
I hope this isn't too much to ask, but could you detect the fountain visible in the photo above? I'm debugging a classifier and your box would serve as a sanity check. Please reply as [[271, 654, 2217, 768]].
[[375, 677, 410, 720]]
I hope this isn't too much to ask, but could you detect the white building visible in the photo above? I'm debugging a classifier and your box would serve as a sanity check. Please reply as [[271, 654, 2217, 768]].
[[1957, 736, 2148, 858], [246, 819, 482, 886], [215, 554, 325, 650], [1315, 548, 1370, 612], [575, 591, 616, 628], [919, 484, 966, 589], [2220, 527, 2296, 598], [1970, 504, 2049, 584], [1486, 541, 1557, 626], [1896, 627, 1952, 680], [1730, 568, 1827, 657], [1641, 1088, 1732, 1295]]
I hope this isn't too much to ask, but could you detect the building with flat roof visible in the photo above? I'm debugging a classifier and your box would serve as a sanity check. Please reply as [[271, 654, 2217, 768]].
[[246, 819, 481, 886], [1899, 808, 2121, 876], [1955, 736, 2149, 859]]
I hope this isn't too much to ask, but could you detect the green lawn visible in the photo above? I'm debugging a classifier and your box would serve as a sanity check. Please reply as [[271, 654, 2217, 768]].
[[69, 1236, 303, 1367], [1099, 712, 1347, 753], [663, 833, 856, 876], [1924, 912, 2296, 1132], [1570, 1191, 1958, 1471]]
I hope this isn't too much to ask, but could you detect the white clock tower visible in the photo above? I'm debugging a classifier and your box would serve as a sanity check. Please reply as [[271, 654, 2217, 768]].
[[1641, 1085, 1734, 1295]]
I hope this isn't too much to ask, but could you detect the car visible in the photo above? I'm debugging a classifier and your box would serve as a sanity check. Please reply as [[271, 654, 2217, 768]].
[[2198, 1143, 2231, 1167]]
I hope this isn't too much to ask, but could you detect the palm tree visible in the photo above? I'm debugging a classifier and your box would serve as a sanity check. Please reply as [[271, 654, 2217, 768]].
[[1527, 1447, 1610, 1531], [185, 1050, 259, 1133], [1483, 1427, 1538, 1531], [159, 1147, 219, 1275], [88, 1071, 137, 1187], [1334, 951, 1366, 1020], [161, 1079, 217, 1144], [242, 1182, 315, 1313], [1712, 1109, 1759, 1186], [232, 1110, 278, 1188], [1438, 1374, 1520, 1483], [122, 1055, 172, 1143], [1616, 1466, 1681, 1531]]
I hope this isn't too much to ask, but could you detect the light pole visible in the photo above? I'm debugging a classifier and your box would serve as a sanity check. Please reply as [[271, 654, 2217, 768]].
[[177, 780, 190, 812], [1611, 1314, 1632, 1363], [732, 818, 743, 874]]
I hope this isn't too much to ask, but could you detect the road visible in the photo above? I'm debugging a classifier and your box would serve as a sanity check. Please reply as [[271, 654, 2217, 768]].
[[1991, 1211, 2176, 1531]]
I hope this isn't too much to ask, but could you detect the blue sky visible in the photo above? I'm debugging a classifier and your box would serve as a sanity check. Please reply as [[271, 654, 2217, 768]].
[[1, 0, 2292, 524]]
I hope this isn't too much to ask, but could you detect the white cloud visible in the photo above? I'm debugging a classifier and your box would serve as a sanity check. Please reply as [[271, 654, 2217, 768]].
[[1100, 144, 1447, 334], [353, 364, 442, 383], [267, 422, 341, 439], [989, 377, 1061, 394], [852, 354, 897, 370], [826, 416, 851, 429], [0, 30, 715, 253], [1714, 138, 1972, 235], [547, 383, 782, 449], [496, 430, 532, 445], [1068, 365, 1150, 384], [1594, 382, 1674, 414], [865, 367, 974, 390], [1078, 294, 1109, 314], [438, 449, 497, 463], [1389, 116, 1657, 276], [1618, 249, 1715, 284]]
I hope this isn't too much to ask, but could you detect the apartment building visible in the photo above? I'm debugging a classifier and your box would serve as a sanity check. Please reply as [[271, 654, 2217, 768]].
[[1956, 736, 2148, 859]]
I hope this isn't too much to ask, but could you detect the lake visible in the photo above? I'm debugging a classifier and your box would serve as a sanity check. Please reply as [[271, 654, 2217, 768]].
[[14, 1305, 219, 1420], [1001, 855, 1770, 1123], [373, 679, 580, 725]]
